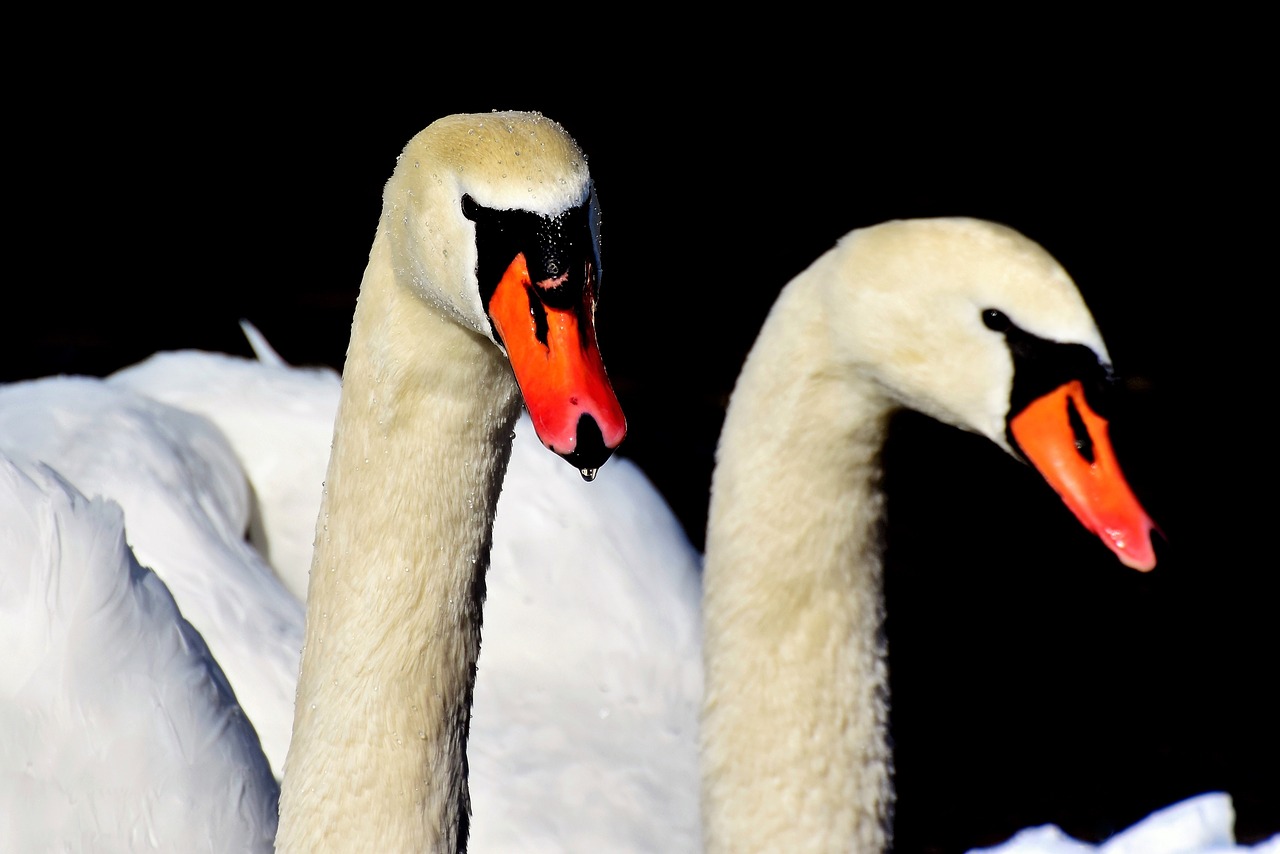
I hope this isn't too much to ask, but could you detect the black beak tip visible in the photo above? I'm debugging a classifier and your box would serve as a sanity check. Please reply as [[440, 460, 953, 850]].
[[559, 414, 617, 480]]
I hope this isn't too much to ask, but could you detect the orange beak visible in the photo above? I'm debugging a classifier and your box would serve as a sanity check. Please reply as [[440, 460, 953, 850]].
[[1009, 380, 1158, 571], [487, 252, 626, 479]]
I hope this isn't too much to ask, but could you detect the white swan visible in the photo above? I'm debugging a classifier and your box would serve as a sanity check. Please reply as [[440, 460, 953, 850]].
[[271, 111, 631, 852], [1, 107, 704, 851], [0, 343, 704, 852], [0, 452, 280, 852], [699, 217, 1160, 852], [111, 338, 706, 851]]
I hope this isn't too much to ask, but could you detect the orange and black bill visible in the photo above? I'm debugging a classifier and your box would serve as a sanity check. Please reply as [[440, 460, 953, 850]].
[[1009, 379, 1158, 571], [487, 251, 626, 480]]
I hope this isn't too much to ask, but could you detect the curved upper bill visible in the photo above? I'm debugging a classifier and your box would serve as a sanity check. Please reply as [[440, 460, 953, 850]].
[[487, 253, 626, 479], [1009, 380, 1158, 571]]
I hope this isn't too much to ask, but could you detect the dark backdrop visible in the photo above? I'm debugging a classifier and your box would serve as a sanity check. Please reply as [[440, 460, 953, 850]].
[[9, 39, 1275, 852]]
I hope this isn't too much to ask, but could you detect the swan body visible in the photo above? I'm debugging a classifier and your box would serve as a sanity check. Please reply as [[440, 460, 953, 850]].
[[117, 341, 706, 851], [274, 111, 627, 852], [0, 376, 304, 780], [0, 342, 703, 851], [110, 324, 343, 601], [468, 413, 703, 851], [0, 453, 279, 852], [700, 217, 1159, 852]]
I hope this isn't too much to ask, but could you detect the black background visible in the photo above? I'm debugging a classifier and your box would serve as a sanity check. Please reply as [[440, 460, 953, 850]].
[[9, 33, 1275, 852]]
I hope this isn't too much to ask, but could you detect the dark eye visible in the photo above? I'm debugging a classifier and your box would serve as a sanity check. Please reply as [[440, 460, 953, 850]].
[[461, 194, 480, 221], [982, 309, 1011, 332]]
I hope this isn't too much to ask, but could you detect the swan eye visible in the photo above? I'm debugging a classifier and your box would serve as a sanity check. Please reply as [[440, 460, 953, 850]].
[[461, 194, 480, 221], [982, 309, 1011, 332]]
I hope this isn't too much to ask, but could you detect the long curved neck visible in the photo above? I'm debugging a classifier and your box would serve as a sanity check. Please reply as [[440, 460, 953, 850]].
[[700, 275, 895, 852], [276, 233, 522, 853]]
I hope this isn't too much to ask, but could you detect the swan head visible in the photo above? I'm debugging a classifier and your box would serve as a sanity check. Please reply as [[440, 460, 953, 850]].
[[381, 111, 624, 477], [827, 217, 1157, 570]]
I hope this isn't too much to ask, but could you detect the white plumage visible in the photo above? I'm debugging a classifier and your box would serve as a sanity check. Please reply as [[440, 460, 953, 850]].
[[0, 375, 304, 780], [112, 335, 706, 851], [0, 336, 703, 852], [0, 453, 279, 853]]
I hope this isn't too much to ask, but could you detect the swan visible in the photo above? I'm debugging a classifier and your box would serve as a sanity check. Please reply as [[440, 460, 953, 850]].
[[0, 343, 703, 852], [699, 217, 1160, 852], [111, 337, 706, 851], [0, 452, 280, 852], [271, 111, 630, 852], [1, 110, 657, 851]]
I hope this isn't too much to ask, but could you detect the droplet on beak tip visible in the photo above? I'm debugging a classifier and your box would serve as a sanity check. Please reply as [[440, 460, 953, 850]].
[[579, 468, 597, 482]]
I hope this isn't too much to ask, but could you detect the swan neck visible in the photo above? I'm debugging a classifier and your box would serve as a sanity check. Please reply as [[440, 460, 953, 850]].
[[701, 275, 895, 852], [276, 237, 522, 852]]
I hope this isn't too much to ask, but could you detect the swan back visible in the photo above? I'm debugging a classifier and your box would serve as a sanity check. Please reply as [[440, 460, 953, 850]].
[[110, 344, 341, 601], [0, 454, 279, 853], [469, 417, 704, 852], [0, 376, 304, 779]]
